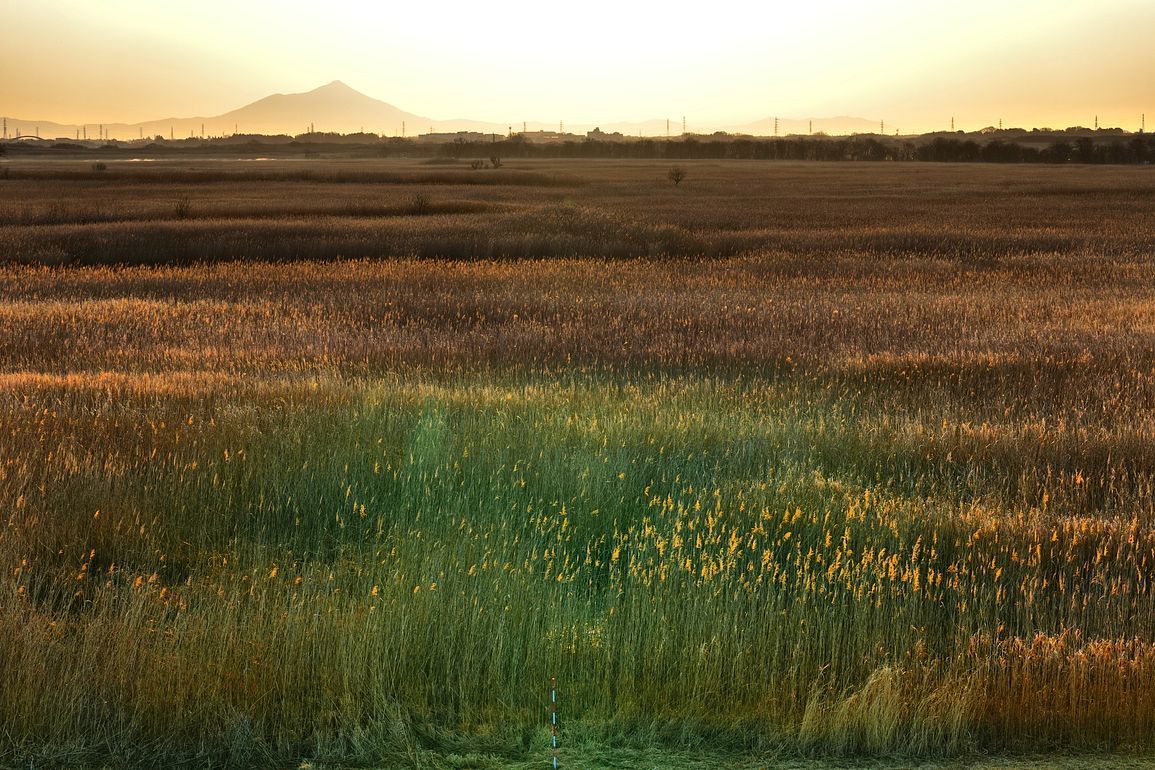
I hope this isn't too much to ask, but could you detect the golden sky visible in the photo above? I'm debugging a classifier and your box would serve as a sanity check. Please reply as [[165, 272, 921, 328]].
[[3, 0, 1152, 133]]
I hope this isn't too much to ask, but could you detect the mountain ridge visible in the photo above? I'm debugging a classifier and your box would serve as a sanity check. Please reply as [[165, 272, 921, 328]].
[[1, 81, 884, 140]]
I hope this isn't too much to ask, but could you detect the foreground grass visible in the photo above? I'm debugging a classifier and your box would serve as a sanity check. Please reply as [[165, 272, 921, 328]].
[[400, 747, 1155, 770], [2, 162, 1155, 766], [6, 367, 1155, 764]]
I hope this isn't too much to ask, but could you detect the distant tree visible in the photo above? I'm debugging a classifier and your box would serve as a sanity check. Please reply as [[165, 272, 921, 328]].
[[918, 137, 967, 162], [1043, 141, 1072, 163], [1129, 137, 1149, 164], [1104, 140, 1130, 164], [980, 140, 1022, 163], [667, 165, 687, 185], [1074, 137, 1095, 163]]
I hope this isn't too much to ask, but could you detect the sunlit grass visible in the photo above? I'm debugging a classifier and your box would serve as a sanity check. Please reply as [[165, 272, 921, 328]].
[[6, 371, 1155, 763], [1, 161, 1154, 766]]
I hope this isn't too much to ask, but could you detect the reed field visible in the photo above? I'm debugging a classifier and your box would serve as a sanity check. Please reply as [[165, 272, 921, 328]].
[[1, 159, 1155, 768]]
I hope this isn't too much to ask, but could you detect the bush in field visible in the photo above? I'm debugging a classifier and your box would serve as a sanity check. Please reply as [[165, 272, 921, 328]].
[[407, 193, 430, 215], [668, 165, 687, 185]]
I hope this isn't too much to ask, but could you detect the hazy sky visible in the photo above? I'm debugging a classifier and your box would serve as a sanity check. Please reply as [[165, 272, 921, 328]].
[[3, 0, 1152, 133]]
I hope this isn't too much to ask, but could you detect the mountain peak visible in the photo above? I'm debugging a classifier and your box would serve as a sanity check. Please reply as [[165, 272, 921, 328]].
[[314, 80, 357, 94], [211, 80, 429, 134]]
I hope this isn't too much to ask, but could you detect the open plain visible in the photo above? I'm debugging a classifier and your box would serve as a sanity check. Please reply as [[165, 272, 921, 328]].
[[1, 158, 1155, 768]]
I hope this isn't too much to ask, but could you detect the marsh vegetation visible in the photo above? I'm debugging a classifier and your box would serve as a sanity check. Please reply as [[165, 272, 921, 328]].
[[1, 159, 1154, 767]]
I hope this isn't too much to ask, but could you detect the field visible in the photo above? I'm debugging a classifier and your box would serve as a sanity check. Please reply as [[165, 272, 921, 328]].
[[1, 158, 1155, 768]]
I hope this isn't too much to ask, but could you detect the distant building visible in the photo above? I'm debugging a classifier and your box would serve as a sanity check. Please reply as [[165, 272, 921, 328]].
[[518, 131, 580, 144], [587, 127, 627, 142], [416, 131, 499, 144]]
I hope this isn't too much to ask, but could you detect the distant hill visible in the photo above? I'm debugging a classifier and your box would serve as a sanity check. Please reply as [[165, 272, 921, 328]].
[[197, 80, 428, 136], [1, 82, 440, 140], [136, 81, 446, 138], [1, 82, 885, 140]]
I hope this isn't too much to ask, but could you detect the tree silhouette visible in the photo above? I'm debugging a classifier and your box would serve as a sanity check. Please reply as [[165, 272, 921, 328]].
[[1043, 141, 1072, 163]]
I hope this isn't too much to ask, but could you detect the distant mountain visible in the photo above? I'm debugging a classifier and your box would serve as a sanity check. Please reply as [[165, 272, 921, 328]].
[[0, 82, 884, 141], [1, 82, 440, 140], [205, 80, 429, 136], [139, 81, 437, 138]]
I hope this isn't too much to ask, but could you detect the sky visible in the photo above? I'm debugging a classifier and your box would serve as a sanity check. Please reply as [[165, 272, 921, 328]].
[[2, 0, 1152, 134]]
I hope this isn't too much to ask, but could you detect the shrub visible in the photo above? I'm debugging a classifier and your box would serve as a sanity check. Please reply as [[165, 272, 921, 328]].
[[407, 193, 430, 215]]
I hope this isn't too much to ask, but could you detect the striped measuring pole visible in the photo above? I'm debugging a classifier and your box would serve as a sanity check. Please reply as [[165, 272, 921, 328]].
[[550, 676, 558, 769]]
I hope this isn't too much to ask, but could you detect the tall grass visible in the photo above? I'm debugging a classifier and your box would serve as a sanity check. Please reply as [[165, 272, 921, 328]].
[[5, 373, 1155, 765], [1, 161, 1154, 766]]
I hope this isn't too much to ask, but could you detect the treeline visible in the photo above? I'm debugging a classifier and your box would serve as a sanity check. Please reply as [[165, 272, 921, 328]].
[[916, 136, 1154, 164], [434, 135, 1155, 164], [6, 134, 1155, 165], [436, 136, 913, 162]]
